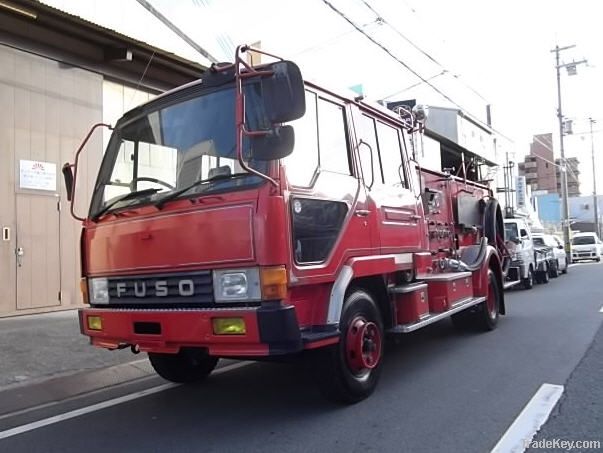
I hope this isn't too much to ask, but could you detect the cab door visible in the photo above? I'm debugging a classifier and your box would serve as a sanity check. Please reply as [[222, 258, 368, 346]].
[[355, 112, 422, 253]]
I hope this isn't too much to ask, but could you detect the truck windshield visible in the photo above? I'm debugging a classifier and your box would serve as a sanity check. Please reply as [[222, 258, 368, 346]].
[[90, 84, 269, 217], [532, 237, 545, 246], [504, 223, 518, 240], [572, 236, 596, 245]]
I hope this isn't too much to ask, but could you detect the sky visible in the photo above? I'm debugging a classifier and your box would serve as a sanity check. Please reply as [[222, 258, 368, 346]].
[[43, 0, 603, 196]]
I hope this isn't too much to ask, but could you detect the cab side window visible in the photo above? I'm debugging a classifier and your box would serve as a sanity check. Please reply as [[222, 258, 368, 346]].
[[284, 91, 319, 187], [317, 98, 350, 175], [376, 121, 407, 188], [358, 114, 379, 187]]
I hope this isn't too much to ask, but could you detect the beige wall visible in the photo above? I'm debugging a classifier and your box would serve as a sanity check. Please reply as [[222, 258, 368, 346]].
[[0, 45, 103, 316]]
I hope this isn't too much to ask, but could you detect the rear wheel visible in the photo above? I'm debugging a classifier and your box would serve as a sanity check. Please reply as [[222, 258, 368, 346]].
[[522, 266, 534, 290], [149, 348, 218, 383], [536, 265, 550, 284], [548, 260, 559, 278], [452, 269, 500, 331], [314, 289, 384, 404]]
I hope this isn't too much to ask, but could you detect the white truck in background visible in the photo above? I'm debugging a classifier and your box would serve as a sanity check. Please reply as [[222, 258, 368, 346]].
[[504, 218, 550, 289]]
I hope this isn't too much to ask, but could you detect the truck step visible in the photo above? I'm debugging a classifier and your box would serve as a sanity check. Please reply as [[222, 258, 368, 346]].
[[503, 280, 521, 290], [388, 282, 428, 294], [386, 295, 486, 334], [415, 271, 472, 282]]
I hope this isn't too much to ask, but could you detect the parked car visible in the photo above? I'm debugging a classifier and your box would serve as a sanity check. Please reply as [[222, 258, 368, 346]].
[[532, 233, 568, 277], [504, 218, 548, 289], [571, 232, 603, 262]]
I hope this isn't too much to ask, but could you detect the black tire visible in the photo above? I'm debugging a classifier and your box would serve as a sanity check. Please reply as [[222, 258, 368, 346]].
[[561, 262, 568, 274], [522, 266, 534, 290], [548, 261, 559, 278], [452, 269, 500, 332], [314, 289, 384, 404], [537, 266, 550, 284], [597, 257, 601, 263], [148, 348, 218, 383]]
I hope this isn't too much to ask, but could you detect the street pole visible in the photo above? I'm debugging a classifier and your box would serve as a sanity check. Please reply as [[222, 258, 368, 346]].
[[553, 44, 572, 257], [551, 44, 588, 259], [590, 118, 599, 237]]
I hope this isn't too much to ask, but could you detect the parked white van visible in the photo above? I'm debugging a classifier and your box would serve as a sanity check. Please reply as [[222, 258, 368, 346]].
[[571, 232, 603, 262]]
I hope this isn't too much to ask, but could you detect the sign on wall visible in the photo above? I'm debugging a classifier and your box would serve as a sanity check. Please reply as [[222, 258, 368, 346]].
[[19, 160, 57, 192]]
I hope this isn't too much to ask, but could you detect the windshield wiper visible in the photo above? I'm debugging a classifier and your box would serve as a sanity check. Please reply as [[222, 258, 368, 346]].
[[155, 173, 250, 209], [93, 188, 161, 220]]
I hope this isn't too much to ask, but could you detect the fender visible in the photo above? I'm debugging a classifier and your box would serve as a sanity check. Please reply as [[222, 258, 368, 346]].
[[467, 245, 505, 315], [326, 253, 411, 324]]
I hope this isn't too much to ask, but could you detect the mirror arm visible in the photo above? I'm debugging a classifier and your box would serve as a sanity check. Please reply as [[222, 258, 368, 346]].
[[234, 44, 278, 188], [240, 44, 285, 63], [69, 122, 112, 222]]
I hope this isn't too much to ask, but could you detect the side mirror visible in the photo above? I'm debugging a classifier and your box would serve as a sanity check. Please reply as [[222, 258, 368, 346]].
[[62, 164, 74, 202], [520, 228, 528, 238], [250, 125, 294, 160], [261, 61, 306, 123], [558, 244, 564, 249]]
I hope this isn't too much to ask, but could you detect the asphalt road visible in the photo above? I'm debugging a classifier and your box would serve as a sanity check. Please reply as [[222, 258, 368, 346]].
[[1, 262, 602, 453]]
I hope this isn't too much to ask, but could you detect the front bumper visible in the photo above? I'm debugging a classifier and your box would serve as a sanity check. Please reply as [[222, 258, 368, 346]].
[[79, 304, 306, 357], [572, 251, 599, 260]]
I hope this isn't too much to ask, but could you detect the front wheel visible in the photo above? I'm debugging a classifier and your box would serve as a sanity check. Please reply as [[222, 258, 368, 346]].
[[314, 289, 384, 404], [149, 348, 218, 383]]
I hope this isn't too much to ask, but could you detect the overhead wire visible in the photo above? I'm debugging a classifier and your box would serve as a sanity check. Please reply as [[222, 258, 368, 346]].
[[320, 0, 515, 144], [359, 0, 490, 103]]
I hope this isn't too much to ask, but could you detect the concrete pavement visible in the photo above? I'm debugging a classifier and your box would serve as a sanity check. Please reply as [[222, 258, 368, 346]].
[[0, 310, 136, 389]]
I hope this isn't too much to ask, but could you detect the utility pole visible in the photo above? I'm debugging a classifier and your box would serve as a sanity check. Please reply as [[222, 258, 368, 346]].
[[551, 44, 587, 258], [590, 118, 599, 237]]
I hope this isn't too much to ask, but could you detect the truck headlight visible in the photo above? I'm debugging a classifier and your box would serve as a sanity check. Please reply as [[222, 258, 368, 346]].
[[89, 278, 109, 304], [213, 268, 261, 302]]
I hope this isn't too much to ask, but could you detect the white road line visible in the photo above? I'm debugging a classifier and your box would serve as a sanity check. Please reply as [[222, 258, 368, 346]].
[[600, 306, 603, 313], [0, 361, 250, 441], [491, 383, 564, 453]]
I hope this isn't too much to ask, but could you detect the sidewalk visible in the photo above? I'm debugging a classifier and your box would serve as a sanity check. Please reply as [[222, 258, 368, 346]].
[[0, 310, 136, 389]]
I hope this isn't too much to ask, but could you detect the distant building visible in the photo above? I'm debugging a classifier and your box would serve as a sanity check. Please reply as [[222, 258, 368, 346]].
[[518, 133, 580, 197], [556, 157, 580, 197], [518, 133, 557, 193]]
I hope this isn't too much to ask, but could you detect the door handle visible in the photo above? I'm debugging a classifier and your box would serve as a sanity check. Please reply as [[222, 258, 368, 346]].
[[354, 209, 370, 217], [16, 247, 24, 267], [410, 214, 422, 220]]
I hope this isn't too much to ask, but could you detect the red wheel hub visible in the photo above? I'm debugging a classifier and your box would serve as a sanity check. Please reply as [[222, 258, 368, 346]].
[[345, 316, 382, 373]]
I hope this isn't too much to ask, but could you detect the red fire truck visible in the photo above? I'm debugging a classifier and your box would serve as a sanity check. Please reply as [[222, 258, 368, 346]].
[[63, 46, 509, 403]]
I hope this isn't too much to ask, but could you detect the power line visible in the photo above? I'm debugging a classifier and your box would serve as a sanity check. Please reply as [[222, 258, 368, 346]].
[[291, 20, 379, 57], [359, 0, 490, 103], [135, 0, 219, 63], [320, 0, 514, 144], [380, 70, 447, 100]]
